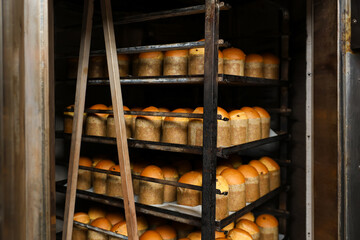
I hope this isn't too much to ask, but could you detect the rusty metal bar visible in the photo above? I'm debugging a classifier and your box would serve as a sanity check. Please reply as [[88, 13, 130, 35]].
[[201, 0, 220, 239]]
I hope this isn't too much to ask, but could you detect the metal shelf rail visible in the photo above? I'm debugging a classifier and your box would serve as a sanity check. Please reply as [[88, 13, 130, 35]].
[[56, 131, 289, 158], [57, 74, 289, 86]]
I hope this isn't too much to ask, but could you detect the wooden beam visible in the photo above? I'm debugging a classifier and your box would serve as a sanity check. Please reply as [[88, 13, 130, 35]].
[[0, 0, 26, 239], [1, 0, 53, 239], [62, 0, 94, 239], [100, 0, 139, 239]]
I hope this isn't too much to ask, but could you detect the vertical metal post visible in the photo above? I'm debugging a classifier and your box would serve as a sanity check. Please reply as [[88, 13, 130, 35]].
[[100, 0, 139, 239], [62, 1, 94, 239], [202, 0, 219, 240], [306, 0, 314, 239], [279, 7, 290, 236]]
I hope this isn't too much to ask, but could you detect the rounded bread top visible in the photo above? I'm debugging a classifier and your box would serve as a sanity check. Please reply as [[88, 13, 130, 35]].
[[89, 104, 109, 118], [109, 165, 120, 173], [220, 168, 245, 185], [216, 165, 230, 175], [140, 165, 164, 179], [105, 212, 124, 226], [137, 106, 162, 121], [240, 107, 261, 119], [161, 166, 179, 179], [259, 156, 280, 171], [237, 165, 259, 178], [262, 53, 280, 64], [217, 107, 229, 120], [155, 225, 177, 239], [111, 221, 127, 236], [164, 108, 190, 122], [222, 47, 246, 60], [216, 174, 229, 193], [73, 212, 90, 224], [236, 212, 255, 223], [221, 221, 234, 231], [140, 230, 164, 240], [256, 214, 279, 228], [227, 228, 253, 240], [88, 206, 106, 220], [249, 160, 269, 174], [139, 51, 164, 60], [253, 106, 270, 118], [187, 231, 201, 240], [90, 217, 112, 230], [229, 110, 247, 120], [245, 53, 264, 63], [190, 107, 204, 122], [178, 171, 202, 186], [236, 219, 260, 235], [189, 39, 223, 58], [95, 159, 116, 170], [165, 49, 189, 57], [79, 157, 92, 167]]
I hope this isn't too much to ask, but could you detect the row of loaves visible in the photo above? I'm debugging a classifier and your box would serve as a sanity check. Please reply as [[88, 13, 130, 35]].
[[77, 156, 280, 221], [67, 47, 279, 80], [73, 207, 279, 240], [64, 105, 271, 146]]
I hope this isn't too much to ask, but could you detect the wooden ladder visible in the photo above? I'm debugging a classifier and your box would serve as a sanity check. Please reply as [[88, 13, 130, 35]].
[[61, 0, 139, 239]]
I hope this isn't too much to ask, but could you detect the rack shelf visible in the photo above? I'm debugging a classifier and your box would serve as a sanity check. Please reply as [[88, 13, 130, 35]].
[[55, 131, 289, 158], [56, 2, 231, 32], [57, 74, 288, 87], [56, 179, 287, 231]]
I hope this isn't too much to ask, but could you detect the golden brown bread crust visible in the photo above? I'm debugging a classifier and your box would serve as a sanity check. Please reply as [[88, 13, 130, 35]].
[[221, 168, 245, 185], [140, 165, 164, 179], [90, 217, 112, 230], [236, 212, 255, 223], [140, 230, 164, 240], [74, 212, 90, 224], [237, 165, 259, 178], [223, 48, 246, 60], [88, 207, 106, 221], [227, 228, 253, 240], [139, 51, 164, 59], [245, 54, 264, 63], [155, 225, 177, 240], [236, 219, 260, 236], [105, 212, 124, 226], [262, 53, 280, 64], [177, 171, 202, 206]]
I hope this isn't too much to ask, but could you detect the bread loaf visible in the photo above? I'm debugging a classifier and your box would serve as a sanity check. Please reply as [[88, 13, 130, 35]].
[[163, 50, 188, 76], [138, 52, 163, 76], [237, 165, 260, 203], [223, 47, 246, 76], [221, 168, 246, 211], [139, 165, 164, 205], [245, 54, 264, 78], [262, 53, 280, 80], [85, 104, 108, 137]]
